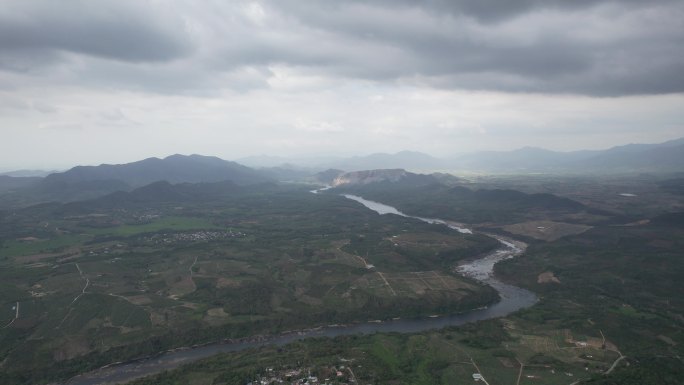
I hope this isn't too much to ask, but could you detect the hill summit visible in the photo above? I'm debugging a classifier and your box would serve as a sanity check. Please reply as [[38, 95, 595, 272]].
[[44, 154, 270, 187]]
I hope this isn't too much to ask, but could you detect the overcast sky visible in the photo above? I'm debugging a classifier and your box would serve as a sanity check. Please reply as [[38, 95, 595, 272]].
[[1, 0, 683, 169]]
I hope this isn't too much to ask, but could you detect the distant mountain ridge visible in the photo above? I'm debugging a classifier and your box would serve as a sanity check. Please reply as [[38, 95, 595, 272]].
[[237, 151, 445, 172], [329, 151, 445, 172], [0, 155, 272, 209], [445, 137, 684, 173], [0, 169, 56, 177], [45, 154, 270, 187], [231, 137, 684, 173], [329, 138, 684, 173], [0, 137, 682, 209], [576, 141, 684, 171], [454, 147, 601, 172]]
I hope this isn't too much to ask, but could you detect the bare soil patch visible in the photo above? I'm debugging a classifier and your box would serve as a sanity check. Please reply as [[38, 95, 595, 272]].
[[537, 271, 561, 284]]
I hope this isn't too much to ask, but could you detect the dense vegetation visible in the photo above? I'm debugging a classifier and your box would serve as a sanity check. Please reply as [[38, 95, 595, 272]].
[[0, 183, 497, 384], [1, 172, 683, 384], [332, 180, 597, 224], [103, 174, 684, 385], [494, 219, 684, 382], [127, 321, 595, 385]]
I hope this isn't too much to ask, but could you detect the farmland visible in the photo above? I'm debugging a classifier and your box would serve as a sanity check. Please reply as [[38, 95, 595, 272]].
[[1, 174, 683, 384], [0, 185, 498, 384]]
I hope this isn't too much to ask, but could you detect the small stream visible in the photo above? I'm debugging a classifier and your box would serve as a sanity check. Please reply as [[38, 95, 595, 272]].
[[64, 192, 537, 385]]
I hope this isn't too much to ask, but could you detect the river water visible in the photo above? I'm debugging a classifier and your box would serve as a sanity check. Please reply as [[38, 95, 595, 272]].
[[65, 193, 537, 385]]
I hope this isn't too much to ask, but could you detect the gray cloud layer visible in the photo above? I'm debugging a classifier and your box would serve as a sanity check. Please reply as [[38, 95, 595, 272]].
[[0, 0, 682, 96], [0, 1, 191, 64]]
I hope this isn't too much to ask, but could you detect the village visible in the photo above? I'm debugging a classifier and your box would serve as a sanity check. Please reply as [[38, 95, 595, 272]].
[[142, 230, 246, 245], [246, 362, 357, 385]]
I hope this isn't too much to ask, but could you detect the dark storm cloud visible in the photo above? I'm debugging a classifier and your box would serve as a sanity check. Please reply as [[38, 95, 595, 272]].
[[0, 0, 682, 96], [348, 0, 680, 22], [261, 0, 684, 95], [0, 0, 192, 64]]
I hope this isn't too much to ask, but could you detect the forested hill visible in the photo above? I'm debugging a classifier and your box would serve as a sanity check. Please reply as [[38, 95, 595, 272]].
[[44, 154, 270, 187], [332, 179, 594, 224]]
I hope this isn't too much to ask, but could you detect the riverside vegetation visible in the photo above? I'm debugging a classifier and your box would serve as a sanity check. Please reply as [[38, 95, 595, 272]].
[[123, 174, 683, 385]]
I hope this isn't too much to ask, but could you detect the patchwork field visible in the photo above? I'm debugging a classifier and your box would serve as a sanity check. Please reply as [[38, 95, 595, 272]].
[[0, 188, 499, 383], [501, 220, 592, 241]]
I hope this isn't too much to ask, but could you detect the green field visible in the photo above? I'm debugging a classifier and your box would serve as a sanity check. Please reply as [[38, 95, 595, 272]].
[[0, 234, 87, 258], [112, 176, 684, 385], [128, 321, 605, 385], [85, 216, 222, 236], [1, 176, 683, 385], [0, 187, 499, 384]]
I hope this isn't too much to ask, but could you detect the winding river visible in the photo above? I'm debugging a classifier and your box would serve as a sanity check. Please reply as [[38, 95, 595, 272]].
[[64, 193, 537, 385]]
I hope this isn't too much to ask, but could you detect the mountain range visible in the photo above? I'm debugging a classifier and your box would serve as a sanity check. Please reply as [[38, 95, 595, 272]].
[[0, 137, 682, 209], [240, 137, 684, 173], [0, 154, 272, 208], [43, 154, 269, 187], [453, 137, 684, 173]]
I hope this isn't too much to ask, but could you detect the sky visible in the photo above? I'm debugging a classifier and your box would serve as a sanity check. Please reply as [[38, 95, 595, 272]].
[[1, 0, 683, 170]]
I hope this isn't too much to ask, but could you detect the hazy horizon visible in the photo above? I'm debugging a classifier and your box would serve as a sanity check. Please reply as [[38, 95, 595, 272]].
[[1, 134, 683, 173], [2, 1, 683, 170]]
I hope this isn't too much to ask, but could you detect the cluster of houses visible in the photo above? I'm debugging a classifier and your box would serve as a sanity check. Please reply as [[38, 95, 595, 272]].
[[143, 230, 245, 244], [246, 365, 354, 385]]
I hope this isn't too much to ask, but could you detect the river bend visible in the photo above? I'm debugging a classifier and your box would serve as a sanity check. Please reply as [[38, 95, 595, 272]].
[[65, 193, 537, 385]]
